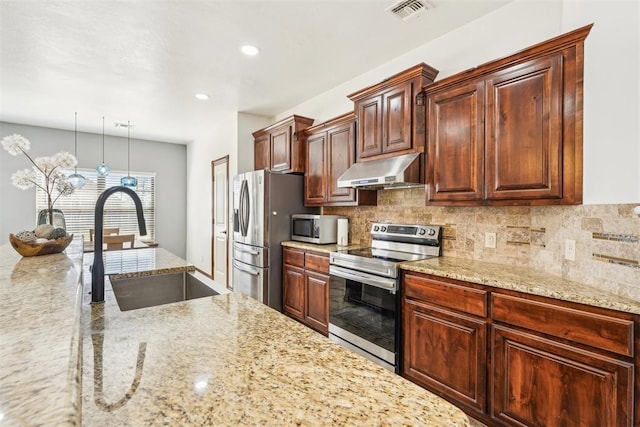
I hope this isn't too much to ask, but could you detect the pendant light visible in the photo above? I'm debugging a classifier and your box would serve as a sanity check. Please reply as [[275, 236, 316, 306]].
[[67, 112, 86, 189], [120, 121, 137, 187], [96, 116, 111, 176]]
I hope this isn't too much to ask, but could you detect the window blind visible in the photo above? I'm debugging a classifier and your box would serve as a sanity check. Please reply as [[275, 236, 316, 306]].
[[36, 168, 156, 242]]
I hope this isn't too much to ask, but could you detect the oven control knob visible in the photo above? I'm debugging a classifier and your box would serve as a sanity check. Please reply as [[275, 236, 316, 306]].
[[427, 228, 436, 236], [373, 225, 380, 232], [380, 226, 387, 232], [418, 229, 426, 235]]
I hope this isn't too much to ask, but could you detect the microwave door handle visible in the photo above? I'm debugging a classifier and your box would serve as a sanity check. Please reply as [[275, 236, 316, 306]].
[[233, 260, 260, 276]]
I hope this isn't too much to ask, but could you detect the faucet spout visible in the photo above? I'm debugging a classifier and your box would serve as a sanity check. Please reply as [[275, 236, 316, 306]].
[[91, 186, 147, 303]]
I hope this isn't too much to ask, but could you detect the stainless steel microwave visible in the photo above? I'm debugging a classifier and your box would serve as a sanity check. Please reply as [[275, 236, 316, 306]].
[[291, 214, 342, 244]]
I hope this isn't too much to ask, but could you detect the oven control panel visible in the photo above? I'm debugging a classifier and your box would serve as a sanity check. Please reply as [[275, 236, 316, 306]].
[[371, 223, 440, 240]]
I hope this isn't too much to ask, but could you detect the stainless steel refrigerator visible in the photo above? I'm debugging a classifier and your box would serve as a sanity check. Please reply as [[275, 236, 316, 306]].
[[232, 169, 317, 311]]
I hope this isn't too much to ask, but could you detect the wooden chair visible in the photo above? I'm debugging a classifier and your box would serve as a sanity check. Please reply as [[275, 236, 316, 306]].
[[89, 227, 120, 241], [104, 234, 135, 250]]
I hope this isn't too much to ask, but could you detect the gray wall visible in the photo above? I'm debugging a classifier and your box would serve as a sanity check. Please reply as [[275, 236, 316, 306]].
[[0, 121, 187, 258]]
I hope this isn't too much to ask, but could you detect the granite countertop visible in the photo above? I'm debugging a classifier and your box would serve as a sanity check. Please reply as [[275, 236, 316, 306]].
[[401, 256, 640, 315], [81, 270, 470, 425], [281, 240, 361, 254], [284, 241, 640, 315], [0, 238, 84, 426]]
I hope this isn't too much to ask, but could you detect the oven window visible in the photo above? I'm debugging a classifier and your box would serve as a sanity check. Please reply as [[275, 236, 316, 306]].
[[329, 275, 396, 353], [292, 219, 313, 238]]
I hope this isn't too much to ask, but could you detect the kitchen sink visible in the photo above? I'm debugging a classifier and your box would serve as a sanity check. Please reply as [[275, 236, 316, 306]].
[[110, 271, 218, 311]]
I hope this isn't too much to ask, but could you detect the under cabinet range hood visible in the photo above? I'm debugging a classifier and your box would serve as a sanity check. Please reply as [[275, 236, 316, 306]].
[[337, 152, 423, 190]]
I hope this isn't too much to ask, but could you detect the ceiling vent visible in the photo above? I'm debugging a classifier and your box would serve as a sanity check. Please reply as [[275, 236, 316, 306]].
[[386, 0, 433, 21]]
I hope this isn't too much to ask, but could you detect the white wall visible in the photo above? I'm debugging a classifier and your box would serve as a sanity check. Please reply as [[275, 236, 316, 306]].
[[0, 121, 188, 257], [185, 111, 270, 277], [276, 0, 639, 204], [561, 0, 640, 204]]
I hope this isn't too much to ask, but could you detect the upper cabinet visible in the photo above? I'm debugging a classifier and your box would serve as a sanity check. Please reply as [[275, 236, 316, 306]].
[[348, 63, 439, 162], [253, 115, 315, 173], [303, 113, 376, 207], [425, 24, 592, 206]]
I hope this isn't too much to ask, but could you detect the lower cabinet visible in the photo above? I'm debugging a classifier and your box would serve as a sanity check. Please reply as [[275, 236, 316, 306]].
[[282, 247, 329, 335], [491, 324, 634, 427], [403, 298, 487, 415], [402, 272, 489, 418], [402, 270, 639, 427]]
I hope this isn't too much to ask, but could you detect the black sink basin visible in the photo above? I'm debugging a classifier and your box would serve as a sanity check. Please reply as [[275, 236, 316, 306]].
[[110, 272, 218, 311]]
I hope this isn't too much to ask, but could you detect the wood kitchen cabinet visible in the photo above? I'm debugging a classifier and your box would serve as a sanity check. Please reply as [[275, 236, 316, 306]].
[[282, 247, 329, 335], [303, 113, 377, 207], [253, 115, 315, 173], [401, 269, 639, 426], [402, 272, 489, 417], [348, 63, 438, 161], [425, 24, 592, 206]]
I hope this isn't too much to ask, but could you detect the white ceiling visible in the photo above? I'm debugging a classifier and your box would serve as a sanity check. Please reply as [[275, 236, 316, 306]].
[[0, 0, 511, 144]]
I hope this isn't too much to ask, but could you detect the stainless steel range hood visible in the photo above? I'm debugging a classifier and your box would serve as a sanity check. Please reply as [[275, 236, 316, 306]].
[[337, 152, 423, 190]]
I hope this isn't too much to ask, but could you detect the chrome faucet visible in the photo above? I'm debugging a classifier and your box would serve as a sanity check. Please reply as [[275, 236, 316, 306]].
[[91, 186, 147, 303]]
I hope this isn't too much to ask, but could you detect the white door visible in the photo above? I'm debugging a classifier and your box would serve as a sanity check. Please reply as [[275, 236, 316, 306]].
[[212, 156, 229, 287]]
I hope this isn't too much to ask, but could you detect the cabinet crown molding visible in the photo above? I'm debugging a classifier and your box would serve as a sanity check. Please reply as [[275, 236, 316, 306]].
[[348, 63, 439, 101]]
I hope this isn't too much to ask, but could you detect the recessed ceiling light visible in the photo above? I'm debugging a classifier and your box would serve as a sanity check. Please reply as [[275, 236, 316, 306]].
[[241, 44, 260, 56], [195, 93, 209, 100]]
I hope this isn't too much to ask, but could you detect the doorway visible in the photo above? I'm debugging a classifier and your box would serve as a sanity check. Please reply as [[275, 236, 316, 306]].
[[212, 156, 229, 287]]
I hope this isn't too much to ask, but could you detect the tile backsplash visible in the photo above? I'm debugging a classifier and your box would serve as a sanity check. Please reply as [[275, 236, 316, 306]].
[[324, 188, 640, 302]]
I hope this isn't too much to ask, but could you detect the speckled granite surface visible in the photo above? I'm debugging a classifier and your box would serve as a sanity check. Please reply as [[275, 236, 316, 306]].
[[0, 239, 84, 426], [281, 240, 360, 254], [81, 277, 470, 426], [401, 256, 640, 315]]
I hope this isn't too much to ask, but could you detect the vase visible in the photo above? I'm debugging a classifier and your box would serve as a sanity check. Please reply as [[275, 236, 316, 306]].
[[37, 209, 66, 230]]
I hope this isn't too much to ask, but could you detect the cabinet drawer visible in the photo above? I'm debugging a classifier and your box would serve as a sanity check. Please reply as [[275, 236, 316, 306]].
[[404, 273, 488, 317], [283, 248, 304, 268], [492, 293, 634, 357], [305, 252, 329, 274]]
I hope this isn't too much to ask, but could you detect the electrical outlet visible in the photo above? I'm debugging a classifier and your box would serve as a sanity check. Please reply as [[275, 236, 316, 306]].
[[565, 239, 576, 261], [485, 232, 496, 249]]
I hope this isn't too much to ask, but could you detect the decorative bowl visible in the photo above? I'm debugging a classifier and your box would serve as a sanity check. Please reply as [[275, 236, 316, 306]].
[[9, 233, 74, 257]]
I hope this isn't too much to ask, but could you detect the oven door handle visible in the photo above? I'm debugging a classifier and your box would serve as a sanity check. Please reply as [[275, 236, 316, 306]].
[[329, 265, 397, 291]]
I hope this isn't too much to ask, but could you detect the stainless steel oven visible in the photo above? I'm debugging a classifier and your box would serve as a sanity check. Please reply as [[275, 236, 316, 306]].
[[329, 223, 441, 373], [329, 265, 399, 371]]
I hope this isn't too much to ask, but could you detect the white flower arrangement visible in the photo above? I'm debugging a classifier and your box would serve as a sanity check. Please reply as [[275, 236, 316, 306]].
[[1, 133, 77, 225]]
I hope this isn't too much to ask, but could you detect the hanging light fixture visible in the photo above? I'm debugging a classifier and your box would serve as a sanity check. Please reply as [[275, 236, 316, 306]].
[[120, 121, 137, 187], [67, 112, 86, 189], [96, 116, 111, 176]]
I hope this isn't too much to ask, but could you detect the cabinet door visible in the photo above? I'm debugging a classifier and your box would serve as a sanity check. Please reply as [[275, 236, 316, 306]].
[[270, 124, 292, 172], [282, 264, 305, 321], [304, 271, 329, 335], [355, 95, 383, 159], [305, 131, 327, 206], [426, 81, 485, 202], [491, 325, 633, 427], [254, 134, 270, 171], [383, 82, 413, 154], [327, 120, 357, 204], [403, 298, 487, 415], [485, 54, 563, 200]]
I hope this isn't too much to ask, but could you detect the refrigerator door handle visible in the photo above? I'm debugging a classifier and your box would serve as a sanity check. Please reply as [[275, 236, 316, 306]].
[[240, 179, 250, 237], [233, 243, 260, 256], [233, 260, 260, 276]]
